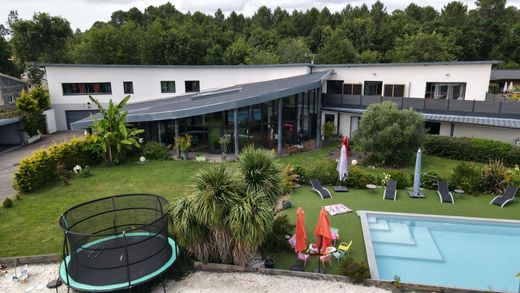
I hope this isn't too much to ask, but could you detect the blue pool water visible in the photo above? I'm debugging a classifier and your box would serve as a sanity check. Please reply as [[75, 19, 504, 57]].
[[364, 213, 520, 292]]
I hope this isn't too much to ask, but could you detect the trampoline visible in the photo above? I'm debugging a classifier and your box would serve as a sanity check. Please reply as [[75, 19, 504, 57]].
[[59, 194, 177, 292]]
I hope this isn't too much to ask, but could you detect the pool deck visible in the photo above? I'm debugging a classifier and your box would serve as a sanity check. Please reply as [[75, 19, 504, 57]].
[[358, 210, 520, 290]]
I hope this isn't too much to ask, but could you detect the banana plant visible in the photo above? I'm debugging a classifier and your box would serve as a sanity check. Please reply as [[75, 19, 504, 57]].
[[89, 95, 143, 165]]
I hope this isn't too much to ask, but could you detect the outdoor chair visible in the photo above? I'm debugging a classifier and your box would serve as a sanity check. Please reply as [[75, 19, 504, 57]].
[[383, 180, 397, 201], [285, 234, 296, 250], [337, 240, 352, 255], [437, 180, 454, 204], [490, 184, 518, 208], [319, 254, 332, 267], [310, 179, 332, 199], [332, 250, 346, 263], [297, 252, 309, 266], [330, 227, 339, 245]]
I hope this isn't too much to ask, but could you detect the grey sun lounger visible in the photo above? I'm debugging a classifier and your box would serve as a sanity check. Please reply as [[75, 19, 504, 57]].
[[383, 180, 397, 201], [437, 180, 454, 204], [310, 179, 332, 199], [490, 184, 518, 208]]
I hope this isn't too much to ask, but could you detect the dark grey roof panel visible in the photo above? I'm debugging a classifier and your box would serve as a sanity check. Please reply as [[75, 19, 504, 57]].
[[313, 61, 500, 68], [0, 117, 21, 127], [71, 70, 331, 129], [490, 70, 520, 80], [321, 106, 520, 129]]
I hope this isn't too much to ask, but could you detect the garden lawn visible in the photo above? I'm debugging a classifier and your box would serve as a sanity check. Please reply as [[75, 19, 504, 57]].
[[272, 186, 520, 275], [0, 160, 207, 257]]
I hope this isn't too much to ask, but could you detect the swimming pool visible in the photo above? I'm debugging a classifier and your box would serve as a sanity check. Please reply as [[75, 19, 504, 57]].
[[359, 211, 520, 292]]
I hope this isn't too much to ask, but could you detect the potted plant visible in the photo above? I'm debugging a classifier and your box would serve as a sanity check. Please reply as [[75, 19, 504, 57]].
[[219, 135, 231, 160], [175, 134, 192, 160]]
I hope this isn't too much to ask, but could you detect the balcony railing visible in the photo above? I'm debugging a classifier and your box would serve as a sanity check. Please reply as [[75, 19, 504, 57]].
[[321, 94, 520, 119]]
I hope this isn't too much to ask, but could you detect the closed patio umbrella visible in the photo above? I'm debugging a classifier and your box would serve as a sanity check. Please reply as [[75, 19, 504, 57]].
[[508, 82, 514, 92], [334, 136, 349, 192], [295, 207, 307, 253], [503, 82, 508, 93], [314, 208, 332, 255], [408, 148, 425, 198]]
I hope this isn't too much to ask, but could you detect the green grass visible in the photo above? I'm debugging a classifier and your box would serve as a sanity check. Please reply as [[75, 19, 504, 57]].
[[272, 186, 520, 274], [0, 160, 208, 257]]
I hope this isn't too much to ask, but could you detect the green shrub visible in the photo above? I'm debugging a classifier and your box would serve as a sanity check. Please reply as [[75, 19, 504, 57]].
[[345, 166, 374, 188], [281, 164, 298, 194], [2, 198, 13, 208], [14, 135, 102, 193], [307, 159, 337, 185], [339, 256, 370, 283], [293, 166, 308, 184], [355, 101, 424, 167], [387, 170, 410, 189], [451, 162, 482, 195], [323, 121, 337, 139], [143, 141, 169, 160], [423, 135, 520, 166], [511, 165, 520, 187], [421, 171, 441, 190], [480, 160, 511, 195], [259, 214, 294, 256]]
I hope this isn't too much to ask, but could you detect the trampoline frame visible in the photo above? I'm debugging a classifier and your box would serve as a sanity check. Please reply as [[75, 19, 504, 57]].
[[59, 194, 177, 292]]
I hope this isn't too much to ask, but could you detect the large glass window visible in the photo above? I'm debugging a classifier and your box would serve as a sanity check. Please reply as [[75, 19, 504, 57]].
[[364, 81, 383, 96], [62, 82, 112, 95], [343, 84, 362, 95], [185, 80, 200, 92], [425, 82, 466, 100], [384, 84, 405, 97], [161, 81, 176, 93], [327, 80, 343, 94]]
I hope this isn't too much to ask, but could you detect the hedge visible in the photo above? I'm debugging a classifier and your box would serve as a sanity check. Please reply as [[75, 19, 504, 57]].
[[14, 135, 102, 193], [423, 135, 520, 166]]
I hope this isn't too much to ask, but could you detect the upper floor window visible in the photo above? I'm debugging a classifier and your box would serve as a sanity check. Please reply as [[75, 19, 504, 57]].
[[425, 82, 466, 100], [185, 80, 200, 92], [161, 81, 176, 93], [384, 84, 405, 97], [62, 82, 112, 95], [327, 80, 343, 94], [364, 81, 383, 96], [123, 81, 134, 94], [7, 96, 14, 104], [343, 83, 362, 95]]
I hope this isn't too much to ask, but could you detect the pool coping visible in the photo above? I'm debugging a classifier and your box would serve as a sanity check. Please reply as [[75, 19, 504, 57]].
[[358, 210, 520, 291]]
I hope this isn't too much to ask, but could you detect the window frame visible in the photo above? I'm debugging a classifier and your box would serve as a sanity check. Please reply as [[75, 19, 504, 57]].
[[327, 80, 344, 94], [123, 81, 134, 94], [363, 81, 383, 96], [343, 83, 362, 95], [185, 80, 200, 93], [160, 81, 176, 93], [425, 82, 466, 100], [383, 84, 405, 97], [62, 82, 112, 96]]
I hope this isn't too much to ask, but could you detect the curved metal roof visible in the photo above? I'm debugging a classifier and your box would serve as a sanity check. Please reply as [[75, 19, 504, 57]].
[[71, 70, 331, 129]]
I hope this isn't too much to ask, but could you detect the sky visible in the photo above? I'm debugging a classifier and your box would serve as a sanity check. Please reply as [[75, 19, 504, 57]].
[[1, 0, 519, 31]]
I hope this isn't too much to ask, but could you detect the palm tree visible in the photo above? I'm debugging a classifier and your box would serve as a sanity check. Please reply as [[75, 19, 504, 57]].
[[89, 96, 143, 165], [237, 146, 282, 205]]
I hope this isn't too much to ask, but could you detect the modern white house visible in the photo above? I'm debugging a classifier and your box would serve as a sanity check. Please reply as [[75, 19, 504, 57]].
[[42, 61, 520, 154]]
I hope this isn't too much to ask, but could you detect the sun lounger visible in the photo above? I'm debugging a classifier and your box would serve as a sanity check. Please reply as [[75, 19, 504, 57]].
[[437, 180, 454, 204], [310, 179, 332, 199], [383, 180, 397, 201], [490, 184, 518, 208]]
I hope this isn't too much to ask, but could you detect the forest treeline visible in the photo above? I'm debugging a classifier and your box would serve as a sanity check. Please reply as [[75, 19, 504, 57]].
[[1, 0, 519, 77]]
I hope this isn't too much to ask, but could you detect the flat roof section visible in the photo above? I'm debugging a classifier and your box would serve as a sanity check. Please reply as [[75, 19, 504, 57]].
[[490, 70, 520, 81], [71, 70, 332, 129]]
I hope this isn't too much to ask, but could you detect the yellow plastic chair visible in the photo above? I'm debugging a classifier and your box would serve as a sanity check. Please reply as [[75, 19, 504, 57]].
[[337, 240, 352, 255]]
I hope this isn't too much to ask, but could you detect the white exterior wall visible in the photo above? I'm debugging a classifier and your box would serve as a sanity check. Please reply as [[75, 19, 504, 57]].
[[319, 63, 492, 101], [43, 109, 57, 134], [452, 124, 520, 144], [46, 65, 310, 130]]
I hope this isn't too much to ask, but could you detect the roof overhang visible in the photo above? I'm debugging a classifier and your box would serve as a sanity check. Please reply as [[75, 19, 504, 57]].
[[71, 70, 332, 129], [321, 107, 520, 129], [0, 117, 21, 127]]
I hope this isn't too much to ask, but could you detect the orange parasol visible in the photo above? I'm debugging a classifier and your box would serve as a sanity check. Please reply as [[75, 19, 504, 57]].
[[295, 207, 307, 253], [314, 208, 332, 254]]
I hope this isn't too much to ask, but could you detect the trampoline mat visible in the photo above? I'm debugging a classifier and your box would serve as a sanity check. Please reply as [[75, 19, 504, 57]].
[[65, 235, 173, 287]]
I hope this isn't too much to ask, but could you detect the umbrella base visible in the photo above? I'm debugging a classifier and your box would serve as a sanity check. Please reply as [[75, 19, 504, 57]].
[[408, 191, 425, 198], [333, 186, 349, 192]]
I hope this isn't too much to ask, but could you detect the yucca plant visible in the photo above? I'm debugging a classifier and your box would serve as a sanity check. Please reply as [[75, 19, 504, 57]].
[[237, 146, 282, 205], [226, 189, 274, 265], [481, 160, 512, 195]]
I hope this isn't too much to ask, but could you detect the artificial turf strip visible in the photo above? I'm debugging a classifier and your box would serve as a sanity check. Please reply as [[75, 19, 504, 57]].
[[274, 186, 520, 275]]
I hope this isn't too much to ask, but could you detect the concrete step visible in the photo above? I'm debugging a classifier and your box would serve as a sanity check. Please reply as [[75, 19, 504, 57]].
[[374, 227, 444, 261], [371, 222, 415, 245], [369, 219, 390, 231]]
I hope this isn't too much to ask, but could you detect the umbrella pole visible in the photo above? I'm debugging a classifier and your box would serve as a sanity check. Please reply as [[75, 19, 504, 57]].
[[315, 236, 323, 273]]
